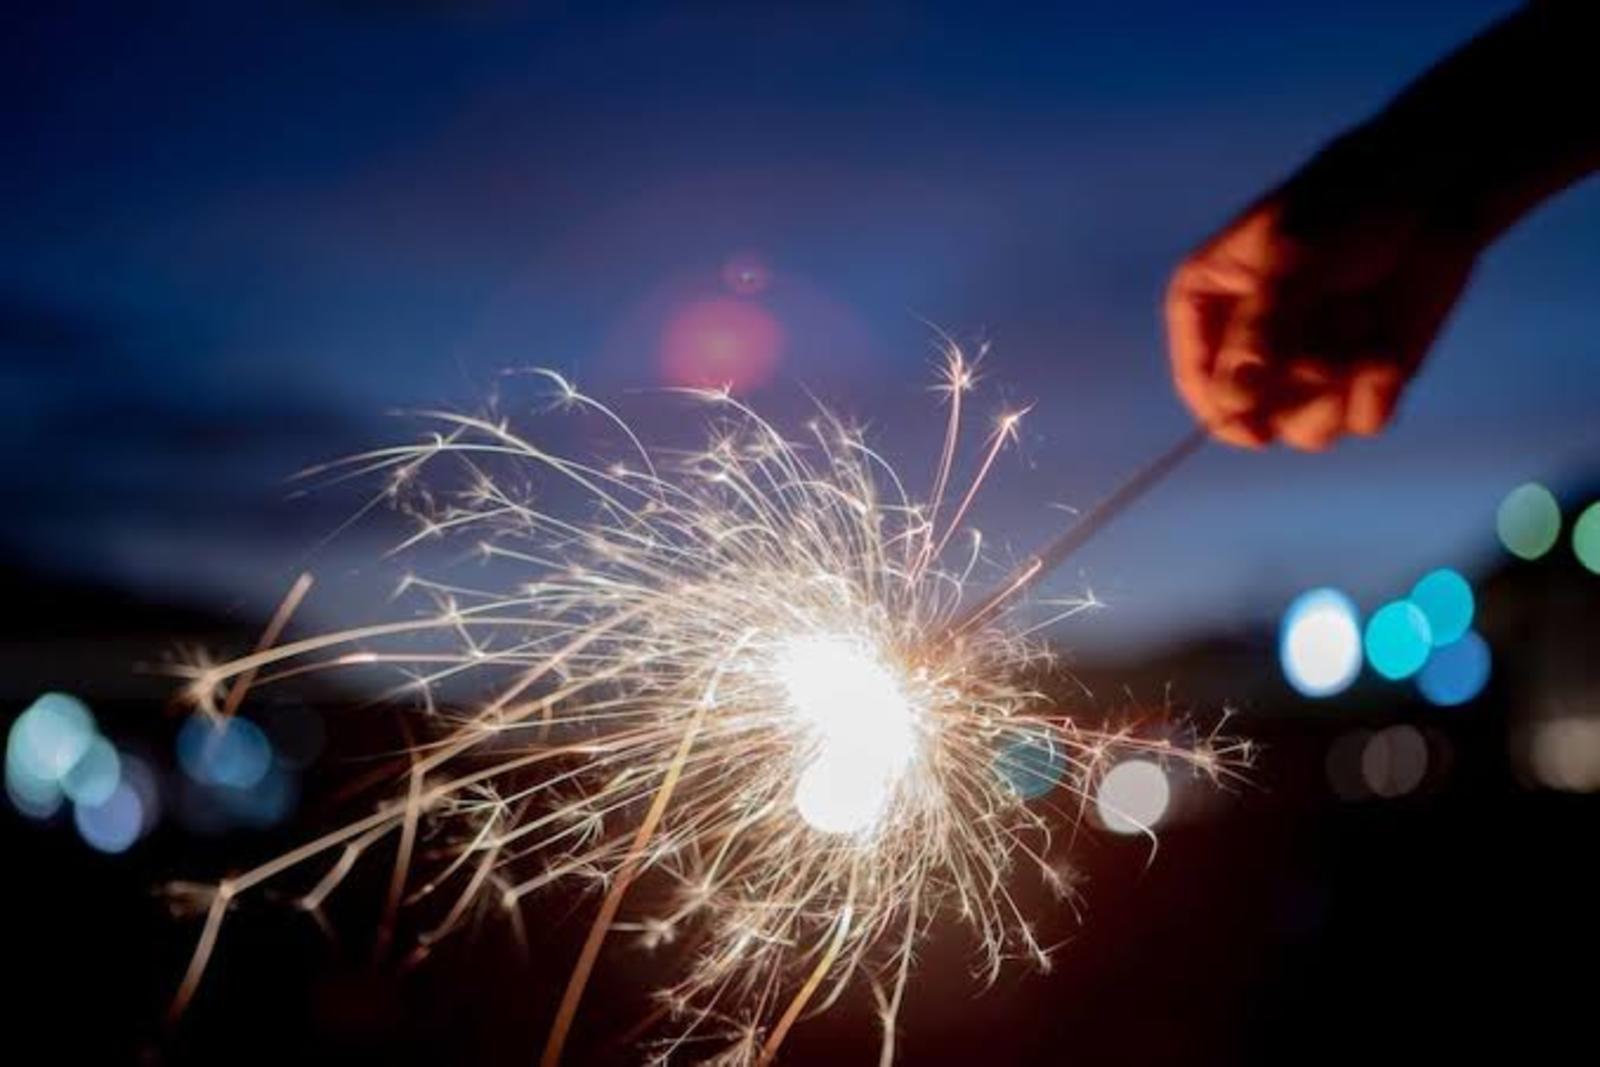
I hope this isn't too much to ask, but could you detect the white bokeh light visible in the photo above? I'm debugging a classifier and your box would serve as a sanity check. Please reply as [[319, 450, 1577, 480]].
[[1280, 588, 1363, 697], [1528, 718, 1600, 792], [793, 749, 899, 835], [1096, 759, 1171, 835], [1360, 725, 1429, 798]]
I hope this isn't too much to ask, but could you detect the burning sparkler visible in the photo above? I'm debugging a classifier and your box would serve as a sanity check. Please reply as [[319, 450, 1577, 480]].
[[165, 342, 1247, 1064]]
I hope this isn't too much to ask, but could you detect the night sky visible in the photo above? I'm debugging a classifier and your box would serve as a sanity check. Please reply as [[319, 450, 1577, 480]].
[[5, 1, 1596, 655]]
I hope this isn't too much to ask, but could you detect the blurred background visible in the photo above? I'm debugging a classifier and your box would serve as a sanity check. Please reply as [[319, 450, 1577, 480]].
[[3, 2, 1596, 1064]]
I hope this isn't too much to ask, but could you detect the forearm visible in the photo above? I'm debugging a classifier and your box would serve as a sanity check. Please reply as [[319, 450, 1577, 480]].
[[1287, 1, 1600, 246]]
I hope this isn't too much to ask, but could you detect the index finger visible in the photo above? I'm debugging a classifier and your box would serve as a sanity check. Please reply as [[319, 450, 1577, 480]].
[[1165, 264, 1226, 428]]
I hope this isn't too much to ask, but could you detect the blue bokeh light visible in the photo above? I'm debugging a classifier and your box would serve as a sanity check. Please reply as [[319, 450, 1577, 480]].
[[1364, 600, 1433, 681], [217, 764, 298, 827], [1409, 568, 1474, 647], [73, 781, 146, 854], [178, 715, 273, 790], [1416, 631, 1492, 707], [994, 729, 1066, 799], [1279, 588, 1363, 698]]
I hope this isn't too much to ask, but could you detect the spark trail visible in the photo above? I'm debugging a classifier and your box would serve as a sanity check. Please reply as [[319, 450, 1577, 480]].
[[166, 344, 1247, 1064]]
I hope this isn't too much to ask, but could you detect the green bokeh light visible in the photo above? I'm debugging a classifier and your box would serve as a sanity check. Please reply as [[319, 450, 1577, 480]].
[[1496, 482, 1561, 561], [1573, 502, 1600, 575]]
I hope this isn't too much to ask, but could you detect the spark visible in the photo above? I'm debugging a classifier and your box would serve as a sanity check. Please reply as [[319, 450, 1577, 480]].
[[164, 342, 1247, 1063]]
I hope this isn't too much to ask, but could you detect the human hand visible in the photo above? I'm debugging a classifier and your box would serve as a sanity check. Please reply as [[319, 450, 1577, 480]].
[[1165, 148, 1481, 450]]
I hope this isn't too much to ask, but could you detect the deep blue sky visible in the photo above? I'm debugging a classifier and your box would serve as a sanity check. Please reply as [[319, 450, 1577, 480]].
[[4, 1, 1596, 653]]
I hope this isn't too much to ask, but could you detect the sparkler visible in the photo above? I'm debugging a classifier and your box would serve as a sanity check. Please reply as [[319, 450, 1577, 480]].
[[165, 343, 1246, 1064]]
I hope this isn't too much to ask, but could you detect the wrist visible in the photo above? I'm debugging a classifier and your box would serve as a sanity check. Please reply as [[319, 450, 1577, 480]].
[[1277, 116, 1499, 254]]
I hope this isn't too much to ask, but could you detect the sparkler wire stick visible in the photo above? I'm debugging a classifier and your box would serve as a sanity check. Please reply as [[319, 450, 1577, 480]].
[[950, 427, 1209, 637], [168, 572, 314, 1022], [872, 882, 921, 1067], [757, 868, 859, 1067], [541, 633, 752, 1067], [219, 572, 314, 721]]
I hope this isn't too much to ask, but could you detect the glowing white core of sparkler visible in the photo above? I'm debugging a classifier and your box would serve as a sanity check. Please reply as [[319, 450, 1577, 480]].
[[773, 633, 919, 835]]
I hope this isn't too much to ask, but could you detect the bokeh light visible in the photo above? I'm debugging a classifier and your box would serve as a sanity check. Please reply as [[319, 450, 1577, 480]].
[[5, 760, 64, 818], [60, 733, 121, 807], [720, 251, 772, 296], [1416, 631, 1491, 707], [118, 753, 163, 836], [73, 780, 145, 854], [216, 765, 298, 828], [1496, 482, 1561, 560], [1572, 502, 1600, 575], [178, 715, 273, 790], [1095, 759, 1171, 835], [1279, 588, 1363, 697], [994, 728, 1066, 800], [8, 691, 95, 779], [1363, 600, 1432, 681], [1527, 718, 1600, 793], [6, 691, 98, 819], [1408, 568, 1474, 647], [659, 296, 783, 392], [1359, 725, 1428, 798]]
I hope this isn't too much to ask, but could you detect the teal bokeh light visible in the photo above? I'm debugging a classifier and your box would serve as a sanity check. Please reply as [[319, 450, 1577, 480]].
[[1364, 600, 1432, 680], [994, 729, 1066, 800], [1417, 631, 1491, 707], [1496, 482, 1561, 560], [8, 692, 95, 778], [6, 692, 98, 819], [1409, 568, 1474, 647]]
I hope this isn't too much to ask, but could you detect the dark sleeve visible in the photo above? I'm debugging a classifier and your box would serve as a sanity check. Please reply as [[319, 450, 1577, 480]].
[[1283, 1, 1600, 246]]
